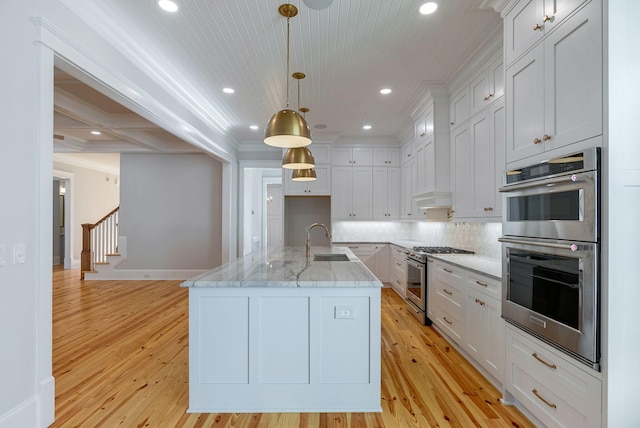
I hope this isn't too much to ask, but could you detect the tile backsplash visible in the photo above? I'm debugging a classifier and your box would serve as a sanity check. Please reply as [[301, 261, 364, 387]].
[[332, 221, 502, 259]]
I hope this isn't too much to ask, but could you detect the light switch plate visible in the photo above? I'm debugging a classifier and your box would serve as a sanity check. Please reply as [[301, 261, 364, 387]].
[[13, 243, 25, 264]]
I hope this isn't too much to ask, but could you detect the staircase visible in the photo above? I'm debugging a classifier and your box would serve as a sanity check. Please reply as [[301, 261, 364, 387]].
[[81, 207, 120, 279]]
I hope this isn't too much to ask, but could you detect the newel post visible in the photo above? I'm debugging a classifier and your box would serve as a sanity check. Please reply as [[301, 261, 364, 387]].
[[81, 223, 93, 279]]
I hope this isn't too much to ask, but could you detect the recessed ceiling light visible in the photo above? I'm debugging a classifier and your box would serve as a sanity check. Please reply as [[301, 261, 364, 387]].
[[158, 0, 178, 12], [380, 88, 392, 95], [250, 125, 259, 130], [363, 125, 372, 130], [91, 130, 102, 135], [222, 87, 235, 94], [419, 2, 438, 15]]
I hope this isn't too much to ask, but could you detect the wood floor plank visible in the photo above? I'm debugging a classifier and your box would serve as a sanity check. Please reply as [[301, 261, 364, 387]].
[[51, 267, 533, 427]]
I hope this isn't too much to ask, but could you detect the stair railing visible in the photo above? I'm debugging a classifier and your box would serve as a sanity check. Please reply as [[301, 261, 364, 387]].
[[81, 207, 119, 279]]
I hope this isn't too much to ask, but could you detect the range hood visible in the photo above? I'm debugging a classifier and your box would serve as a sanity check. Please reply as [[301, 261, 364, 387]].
[[414, 192, 452, 209]]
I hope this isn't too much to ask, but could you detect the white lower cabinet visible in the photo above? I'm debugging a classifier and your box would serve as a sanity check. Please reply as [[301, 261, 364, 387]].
[[343, 243, 389, 283], [389, 245, 407, 297], [505, 325, 602, 428], [430, 259, 505, 389], [431, 261, 466, 344]]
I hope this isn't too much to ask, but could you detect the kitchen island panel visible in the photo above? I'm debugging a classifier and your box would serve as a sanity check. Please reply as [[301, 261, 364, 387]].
[[188, 286, 381, 413]]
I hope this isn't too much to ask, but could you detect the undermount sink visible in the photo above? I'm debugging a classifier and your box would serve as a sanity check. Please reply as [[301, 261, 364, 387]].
[[312, 253, 351, 262]]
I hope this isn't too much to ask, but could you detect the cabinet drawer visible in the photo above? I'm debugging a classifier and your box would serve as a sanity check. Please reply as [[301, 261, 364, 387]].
[[505, 326, 601, 427], [466, 271, 501, 300], [434, 302, 464, 344]]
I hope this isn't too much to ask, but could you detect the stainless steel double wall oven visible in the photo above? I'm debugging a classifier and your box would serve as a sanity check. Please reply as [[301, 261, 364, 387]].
[[499, 148, 601, 370]]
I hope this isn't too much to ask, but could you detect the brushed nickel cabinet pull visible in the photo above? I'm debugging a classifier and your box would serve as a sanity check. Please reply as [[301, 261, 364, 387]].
[[532, 352, 557, 369], [443, 317, 453, 325], [532, 389, 557, 409], [475, 280, 488, 287], [443, 289, 453, 295]]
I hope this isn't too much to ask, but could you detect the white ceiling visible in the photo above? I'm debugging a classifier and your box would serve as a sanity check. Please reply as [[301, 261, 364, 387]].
[[55, 0, 502, 156]]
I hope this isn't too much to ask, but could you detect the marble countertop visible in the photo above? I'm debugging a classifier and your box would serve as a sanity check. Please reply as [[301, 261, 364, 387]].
[[427, 254, 502, 280], [334, 239, 501, 279], [181, 246, 383, 288]]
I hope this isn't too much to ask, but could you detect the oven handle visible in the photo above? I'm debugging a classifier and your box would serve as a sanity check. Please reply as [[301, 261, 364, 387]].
[[498, 237, 578, 251], [405, 258, 424, 270], [530, 274, 579, 289], [499, 171, 592, 192]]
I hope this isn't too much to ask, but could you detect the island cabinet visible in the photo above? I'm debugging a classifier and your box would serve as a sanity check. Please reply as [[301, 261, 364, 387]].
[[504, 324, 602, 427], [504, 0, 602, 164], [181, 247, 382, 413]]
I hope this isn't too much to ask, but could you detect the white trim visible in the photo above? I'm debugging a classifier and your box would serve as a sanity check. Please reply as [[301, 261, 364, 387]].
[[83, 269, 207, 281], [53, 154, 119, 175], [0, 397, 38, 428]]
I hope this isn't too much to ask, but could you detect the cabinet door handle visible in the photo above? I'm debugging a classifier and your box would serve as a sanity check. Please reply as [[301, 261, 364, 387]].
[[443, 268, 453, 273], [532, 389, 557, 409], [427, 259, 434, 263], [475, 280, 488, 287], [542, 14, 552, 23], [483, 207, 493, 211], [533, 137, 542, 144], [543, 134, 552, 141], [475, 298, 485, 306], [532, 352, 557, 369], [443, 317, 453, 325], [533, 23, 542, 31], [450, 122, 455, 126], [420, 133, 425, 137], [443, 289, 453, 295]]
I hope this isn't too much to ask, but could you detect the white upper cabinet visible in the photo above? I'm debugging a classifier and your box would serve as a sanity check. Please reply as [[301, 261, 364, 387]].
[[331, 166, 372, 220], [284, 165, 331, 196], [505, 0, 602, 164], [308, 143, 331, 165], [504, 0, 589, 65], [373, 147, 400, 166], [332, 147, 373, 166], [372, 167, 400, 219], [450, 86, 470, 129], [470, 57, 504, 117], [414, 103, 435, 144]]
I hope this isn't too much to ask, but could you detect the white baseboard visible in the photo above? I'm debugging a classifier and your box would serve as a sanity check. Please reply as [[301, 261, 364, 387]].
[[0, 396, 38, 428], [39, 376, 55, 427], [83, 268, 206, 281]]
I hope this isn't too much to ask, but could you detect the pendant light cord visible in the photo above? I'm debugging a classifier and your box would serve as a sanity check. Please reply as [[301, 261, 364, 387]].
[[286, 16, 291, 109]]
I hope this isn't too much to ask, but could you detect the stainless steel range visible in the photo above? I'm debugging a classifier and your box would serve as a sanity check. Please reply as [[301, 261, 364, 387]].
[[405, 246, 474, 325]]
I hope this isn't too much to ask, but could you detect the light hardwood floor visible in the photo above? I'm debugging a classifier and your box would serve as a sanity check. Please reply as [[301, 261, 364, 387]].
[[52, 266, 533, 427]]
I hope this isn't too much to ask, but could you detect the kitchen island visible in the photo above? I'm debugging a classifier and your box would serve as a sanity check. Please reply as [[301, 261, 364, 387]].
[[181, 246, 382, 413]]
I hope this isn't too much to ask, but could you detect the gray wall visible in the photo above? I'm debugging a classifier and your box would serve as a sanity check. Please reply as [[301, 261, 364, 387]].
[[284, 196, 331, 246], [119, 153, 223, 270]]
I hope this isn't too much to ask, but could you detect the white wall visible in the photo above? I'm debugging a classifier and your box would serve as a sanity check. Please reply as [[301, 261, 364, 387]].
[[118, 153, 222, 271], [605, 0, 640, 424], [0, 1, 236, 426], [53, 160, 120, 267]]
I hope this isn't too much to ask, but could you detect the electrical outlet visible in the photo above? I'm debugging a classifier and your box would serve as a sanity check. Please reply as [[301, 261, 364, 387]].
[[335, 305, 356, 319], [13, 243, 26, 264]]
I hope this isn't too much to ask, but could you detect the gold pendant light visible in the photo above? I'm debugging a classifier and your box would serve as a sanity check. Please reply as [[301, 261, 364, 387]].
[[292, 168, 317, 181], [264, 4, 312, 148], [282, 146, 315, 169]]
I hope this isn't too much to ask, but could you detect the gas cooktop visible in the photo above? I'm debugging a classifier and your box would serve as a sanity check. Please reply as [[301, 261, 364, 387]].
[[412, 246, 475, 254]]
